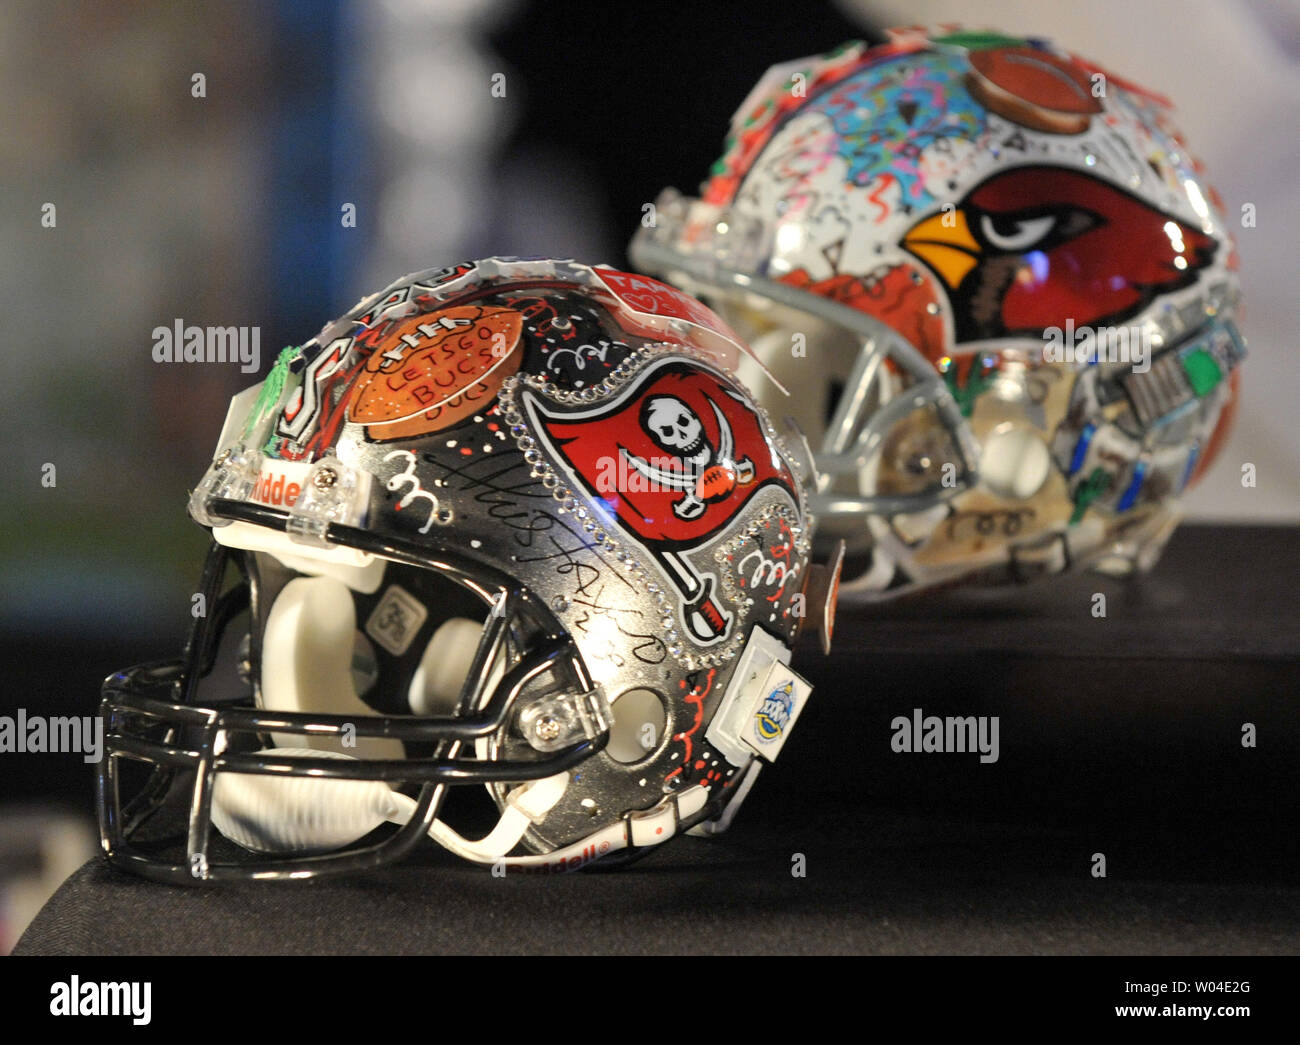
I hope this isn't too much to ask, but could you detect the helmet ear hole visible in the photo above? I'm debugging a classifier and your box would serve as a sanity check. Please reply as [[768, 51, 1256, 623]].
[[605, 688, 668, 764]]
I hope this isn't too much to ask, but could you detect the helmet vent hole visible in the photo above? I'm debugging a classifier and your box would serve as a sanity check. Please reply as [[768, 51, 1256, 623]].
[[606, 688, 667, 764]]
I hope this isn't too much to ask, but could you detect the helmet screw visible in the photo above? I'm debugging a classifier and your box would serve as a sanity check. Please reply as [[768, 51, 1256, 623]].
[[535, 715, 562, 743], [313, 466, 338, 490]]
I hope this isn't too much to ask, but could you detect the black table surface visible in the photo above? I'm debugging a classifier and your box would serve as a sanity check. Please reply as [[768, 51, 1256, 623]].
[[15, 524, 1300, 955]]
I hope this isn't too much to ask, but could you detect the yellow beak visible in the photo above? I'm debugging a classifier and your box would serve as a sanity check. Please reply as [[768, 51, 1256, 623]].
[[902, 209, 982, 290]]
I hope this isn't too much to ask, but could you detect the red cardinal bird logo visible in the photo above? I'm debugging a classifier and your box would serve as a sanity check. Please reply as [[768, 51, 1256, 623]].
[[521, 358, 798, 644], [901, 166, 1219, 343]]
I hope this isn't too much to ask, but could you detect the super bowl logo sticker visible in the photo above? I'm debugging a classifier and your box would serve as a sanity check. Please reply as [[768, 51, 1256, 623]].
[[347, 304, 524, 440], [522, 358, 799, 646], [754, 678, 796, 745]]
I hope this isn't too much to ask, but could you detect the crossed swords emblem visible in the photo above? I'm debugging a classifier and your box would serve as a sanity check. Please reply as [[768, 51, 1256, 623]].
[[618, 392, 756, 645]]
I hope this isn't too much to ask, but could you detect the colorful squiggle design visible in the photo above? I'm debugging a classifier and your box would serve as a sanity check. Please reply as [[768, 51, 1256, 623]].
[[809, 51, 985, 209]]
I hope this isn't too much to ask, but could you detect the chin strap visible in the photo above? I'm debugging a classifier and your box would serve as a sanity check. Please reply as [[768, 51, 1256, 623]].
[[411, 773, 569, 863], [210, 747, 715, 872], [457, 780, 712, 871], [407, 772, 715, 870]]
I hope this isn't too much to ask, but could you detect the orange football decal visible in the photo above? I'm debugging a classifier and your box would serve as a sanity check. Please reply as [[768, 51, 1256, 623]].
[[348, 305, 523, 439], [695, 463, 737, 502], [967, 47, 1102, 135]]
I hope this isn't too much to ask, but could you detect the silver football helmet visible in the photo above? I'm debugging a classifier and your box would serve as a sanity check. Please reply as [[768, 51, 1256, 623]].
[[98, 258, 841, 882]]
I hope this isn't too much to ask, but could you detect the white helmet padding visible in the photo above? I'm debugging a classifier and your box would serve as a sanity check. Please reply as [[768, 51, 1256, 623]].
[[260, 576, 406, 760], [211, 556, 624, 866], [409, 617, 491, 718]]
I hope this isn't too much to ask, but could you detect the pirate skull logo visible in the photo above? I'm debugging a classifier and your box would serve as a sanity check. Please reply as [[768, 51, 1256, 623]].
[[644, 396, 709, 466], [627, 393, 755, 520]]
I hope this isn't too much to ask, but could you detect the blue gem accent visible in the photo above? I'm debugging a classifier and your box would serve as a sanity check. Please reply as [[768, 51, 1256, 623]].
[[1179, 442, 1200, 493], [1068, 422, 1097, 477], [1117, 460, 1148, 512]]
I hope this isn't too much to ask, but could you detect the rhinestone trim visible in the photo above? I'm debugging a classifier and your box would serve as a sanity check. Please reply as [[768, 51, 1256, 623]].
[[498, 347, 813, 671]]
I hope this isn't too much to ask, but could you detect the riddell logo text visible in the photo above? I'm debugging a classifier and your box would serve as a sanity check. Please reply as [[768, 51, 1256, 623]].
[[509, 843, 605, 874], [251, 469, 302, 508]]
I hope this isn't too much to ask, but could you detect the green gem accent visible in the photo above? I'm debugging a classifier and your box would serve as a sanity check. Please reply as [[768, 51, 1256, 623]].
[[1070, 467, 1112, 525], [1181, 348, 1223, 397], [943, 358, 998, 417], [826, 40, 865, 59], [741, 98, 774, 128], [242, 345, 298, 444], [710, 135, 738, 176], [931, 30, 1029, 51]]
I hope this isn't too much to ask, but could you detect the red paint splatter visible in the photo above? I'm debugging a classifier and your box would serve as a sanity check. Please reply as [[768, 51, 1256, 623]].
[[664, 669, 715, 784], [303, 355, 369, 458], [867, 172, 896, 223]]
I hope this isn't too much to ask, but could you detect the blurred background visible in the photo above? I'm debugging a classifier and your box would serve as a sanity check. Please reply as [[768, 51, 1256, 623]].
[[0, 0, 1296, 949]]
